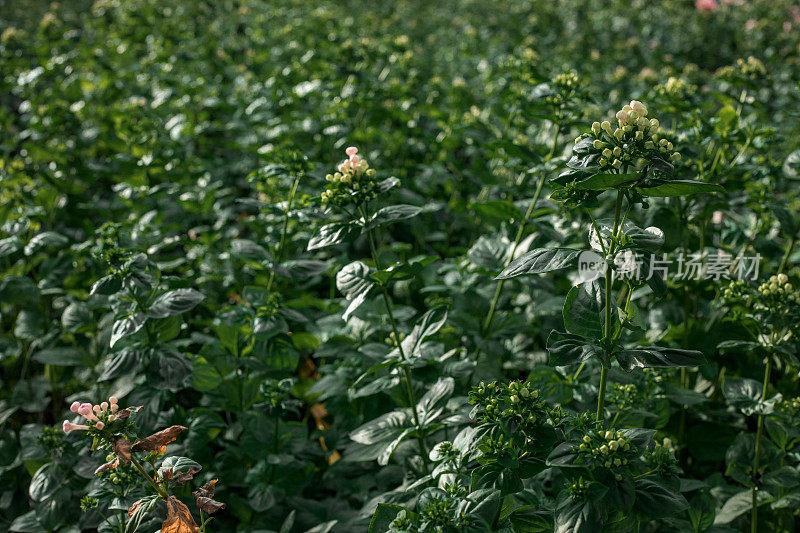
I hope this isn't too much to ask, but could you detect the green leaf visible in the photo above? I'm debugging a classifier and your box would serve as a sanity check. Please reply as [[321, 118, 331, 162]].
[[350, 410, 411, 446], [336, 261, 375, 320], [573, 173, 638, 191], [546, 331, 605, 367], [159, 455, 201, 476], [398, 307, 448, 359], [369, 504, 410, 533], [125, 495, 158, 533], [29, 463, 66, 502], [616, 346, 705, 371], [98, 349, 141, 381], [90, 275, 122, 296], [147, 288, 205, 318], [468, 236, 509, 270], [715, 489, 771, 525], [61, 302, 91, 332], [496, 248, 582, 279], [637, 180, 724, 197], [633, 478, 689, 519], [24, 232, 68, 256], [9, 511, 46, 533], [563, 281, 605, 340], [715, 104, 738, 135], [364, 204, 422, 230], [231, 239, 270, 262], [281, 259, 331, 280], [32, 348, 87, 366], [470, 199, 523, 220], [416, 377, 454, 424], [0, 276, 40, 305], [555, 492, 604, 533], [307, 222, 357, 250], [723, 379, 780, 416], [110, 314, 146, 348]]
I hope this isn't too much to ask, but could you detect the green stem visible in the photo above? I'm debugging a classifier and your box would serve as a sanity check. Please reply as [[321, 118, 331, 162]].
[[751, 357, 772, 533], [598, 191, 624, 423], [473, 121, 562, 374], [130, 454, 168, 499], [362, 211, 429, 473], [266, 177, 300, 293]]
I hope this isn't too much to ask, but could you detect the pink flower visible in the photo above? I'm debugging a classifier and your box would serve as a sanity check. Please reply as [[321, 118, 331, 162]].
[[70, 401, 81, 413], [95, 421, 105, 430], [745, 19, 756, 30], [695, 0, 717, 11], [78, 403, 97, 420], [63, 420, 89, 433], [109, 396, 118, 404], [345, 146, 358, 157]]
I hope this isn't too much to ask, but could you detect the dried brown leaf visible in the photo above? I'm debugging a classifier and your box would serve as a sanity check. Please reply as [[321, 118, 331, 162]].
[[193, 480, 225, 515], [113, 438, 132, 464], [172, 467, 200, 486], [95, 458, 119, 475], [161, 496, 199, 533], [131, 425, 187, 453]]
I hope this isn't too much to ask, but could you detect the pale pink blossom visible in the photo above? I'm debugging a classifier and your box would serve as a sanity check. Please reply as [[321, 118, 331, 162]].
[[70, 401, 81, 413], [745, 19, 756, 30], [345, 146, 358, 157], [696, 0, 718, 11], [63, 420, 89, 433], [109, 396, 118, 404], [95, 421, 105, 430]]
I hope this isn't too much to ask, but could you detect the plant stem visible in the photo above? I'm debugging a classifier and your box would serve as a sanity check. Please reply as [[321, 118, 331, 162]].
[[750, 357, 771, 533], [130, 454, 169, 499], [362, 211, 429, 473], [266, 177, 300, 293], [472, 120, 562, 375], [597, 191, 624, 422]]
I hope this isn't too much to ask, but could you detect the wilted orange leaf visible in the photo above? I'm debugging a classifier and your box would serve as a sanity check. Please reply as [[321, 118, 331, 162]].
[[113, 438, 132, 464], [161, 496, 199, 533]]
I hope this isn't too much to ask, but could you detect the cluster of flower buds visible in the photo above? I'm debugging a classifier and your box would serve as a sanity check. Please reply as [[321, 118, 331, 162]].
[[716, 56, 766, 83], [321, 146, 378, 205], [653, 76, 695, 100], [580, 100, 680, 172], [724, 274, 800, 314], [470, 381, 545, 430], [575, 430, 633, 480], [608, 383, 642, 411], [568, 477, 592, 499], [778, 397, 800, 419], [543, 71, 580, 106], [643, 436, 681, 476], [63, 396, 119, 433]]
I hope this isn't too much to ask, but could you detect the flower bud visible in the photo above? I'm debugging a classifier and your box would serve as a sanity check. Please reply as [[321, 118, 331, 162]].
[[602, 148, 612, 158], [612, 159, 622, 169], [592, 122, 601, 135], [630, 100, 647, 116], [635, 131, 643, 141], [70, 401, 81, 413], [593, 140, 606, 149], [345, 146, 358, 157], [95, 421, 105, 430], [601, 121, 612, 133]]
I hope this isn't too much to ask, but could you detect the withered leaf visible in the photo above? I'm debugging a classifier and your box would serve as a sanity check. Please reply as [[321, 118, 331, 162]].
[[127, 498, 144, 519], [131, 425, 187, 453], [195, 496, 226, 515], [95, 458, 119, 475], [172, 467, 200, 486], [192, 479, 217, 499], [114, 405, 142, 423], [162, 496, 199, 533], [113, 438, 132, 464], [193, 480, 225, 515]]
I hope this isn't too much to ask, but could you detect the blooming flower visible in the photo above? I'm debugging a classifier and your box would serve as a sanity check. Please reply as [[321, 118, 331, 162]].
[[63, 420, 89, 433], [695, 0, 717, 11]]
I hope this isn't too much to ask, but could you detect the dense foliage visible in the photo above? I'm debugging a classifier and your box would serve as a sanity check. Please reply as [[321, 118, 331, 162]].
[[2, 0, 800, 531]]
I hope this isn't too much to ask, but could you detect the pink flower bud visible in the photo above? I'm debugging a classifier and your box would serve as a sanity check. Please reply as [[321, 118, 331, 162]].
[[95, 421, 105, 430], [70, 401, 81, 413], [101, 402, 109, 411], [345, 146, 358, 157], [63, 420, 89, 433], [350, 155, 360, 164], [615, 110, 628, 124], [109, 396, 118, 404], [78, 403, 97, 420], [93, 405, 102, 415], [110, 404, 118, 413]]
